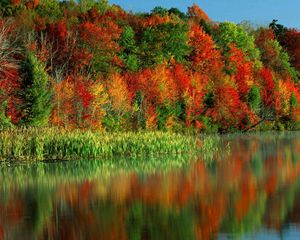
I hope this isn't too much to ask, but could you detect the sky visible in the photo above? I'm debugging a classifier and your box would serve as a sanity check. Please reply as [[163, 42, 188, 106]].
[[109, 0, 300, 29]]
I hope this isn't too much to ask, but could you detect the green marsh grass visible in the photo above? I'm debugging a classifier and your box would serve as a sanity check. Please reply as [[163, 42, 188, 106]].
[[0, 127, 219, 161]]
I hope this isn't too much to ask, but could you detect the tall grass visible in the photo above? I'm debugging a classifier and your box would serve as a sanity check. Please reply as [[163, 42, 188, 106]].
[[0, 128, 206, 161]]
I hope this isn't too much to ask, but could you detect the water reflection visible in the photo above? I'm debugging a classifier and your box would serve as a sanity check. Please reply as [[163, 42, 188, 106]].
[[1, 133, 300, 239]]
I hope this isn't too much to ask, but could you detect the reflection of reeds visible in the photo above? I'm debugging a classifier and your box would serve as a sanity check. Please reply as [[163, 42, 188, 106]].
[[0, 127, 218, 161], [0, 155, 194, 189]]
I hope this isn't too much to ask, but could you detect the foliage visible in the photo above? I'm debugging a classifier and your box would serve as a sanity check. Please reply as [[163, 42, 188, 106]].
[[282, 28, 300, 73], [255, 28, 299, 82], [36, 0, 62, 21], [140, 22, 191, 66], [0, 1, 298, 133], [22, 52, 52, 126], [269, 19, 287, 40], [168, 8, 186, 19], [118, 26, 139, 71], [151, 6, 168, 17], [188, 24, 223, 75], [0, 20, 22, 125], [187, 3, 210, 23], [214, 21, 261, 66], [248, 85, 261, 112], [0, 100, 14, 129], [79, 13, 122, 74]]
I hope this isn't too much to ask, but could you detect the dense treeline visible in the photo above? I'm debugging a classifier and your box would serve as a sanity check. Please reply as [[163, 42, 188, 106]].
[[1, 0, 300, 132]]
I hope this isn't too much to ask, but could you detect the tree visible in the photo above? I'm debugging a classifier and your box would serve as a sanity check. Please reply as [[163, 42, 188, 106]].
[[187, 3, 210, 23], [172, 64, 208, 128], [25, 0, 39, 9], [36, 0, 62, 21], [79, 14, 122, 74], [188, 24, 223, 75], [206, 82, 242, 131], [79, 0, 98, 13], [248, 85, 261, 112], [168, 8, 186, 19], [255, 28, 299, 82], [22, 52, 52, 126], [151, 6, 168, 17], [94, 0, 110, 14], [0, 20, 22, 126], [282, 28, 300, 73], [140, 22, 190, 66], [269, 19, 287, 41], [104, 73, 131, 130], [118, 26, 139, 71], [213, 22, 261, 67], [260, 68, 275, 107], [227, 44, 253, 97], [52, 75, 108, 129]]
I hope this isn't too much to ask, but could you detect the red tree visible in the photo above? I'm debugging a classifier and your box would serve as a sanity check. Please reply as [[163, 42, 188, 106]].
[[189, 25, 223, 75], [228, 44, 253, 97], [283, 29, 300, 71], [187, 4, 210, 22], [260, 68, 275, 107]]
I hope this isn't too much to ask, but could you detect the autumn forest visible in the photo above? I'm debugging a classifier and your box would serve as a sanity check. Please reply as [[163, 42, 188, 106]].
[[1, 0, 300, 132], [3, 1, 300, 239]]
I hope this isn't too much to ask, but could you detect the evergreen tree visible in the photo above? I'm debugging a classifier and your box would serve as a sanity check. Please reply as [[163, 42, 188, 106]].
[[22, 52, 52, 126]]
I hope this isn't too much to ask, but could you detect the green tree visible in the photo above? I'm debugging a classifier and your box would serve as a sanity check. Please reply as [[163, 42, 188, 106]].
[[78, 0, 96, 12], [77, 0, 109, 13], [248, 85, 261, 112], [168, 7, 186, 19], [140, 23, 191, 67], [36, 0, 63, 21], [23, 52, 52, 126], [213, 21, 261, 67], [119, 26, 140, 71], [151, 6, 168, 16], [94, 0, 110, 13]]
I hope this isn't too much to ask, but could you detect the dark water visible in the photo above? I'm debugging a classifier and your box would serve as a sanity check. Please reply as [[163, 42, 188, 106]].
[[1, 133, 300, 240]]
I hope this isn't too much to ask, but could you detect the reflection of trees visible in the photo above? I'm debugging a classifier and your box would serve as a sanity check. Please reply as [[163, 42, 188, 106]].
[[1, 133, 300, 239], [24, 188, 53, 239], [126, 202, 195, 240]]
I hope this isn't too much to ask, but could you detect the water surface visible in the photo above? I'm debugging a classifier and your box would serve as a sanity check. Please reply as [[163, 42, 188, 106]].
[[1, 132, 300, 239]]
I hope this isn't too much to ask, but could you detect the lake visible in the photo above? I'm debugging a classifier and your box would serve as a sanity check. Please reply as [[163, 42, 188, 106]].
[[1, 132, 300, 239]]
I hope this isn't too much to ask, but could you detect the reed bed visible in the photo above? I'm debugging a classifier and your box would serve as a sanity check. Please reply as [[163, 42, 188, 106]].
[[0, 128, 205, 161]]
